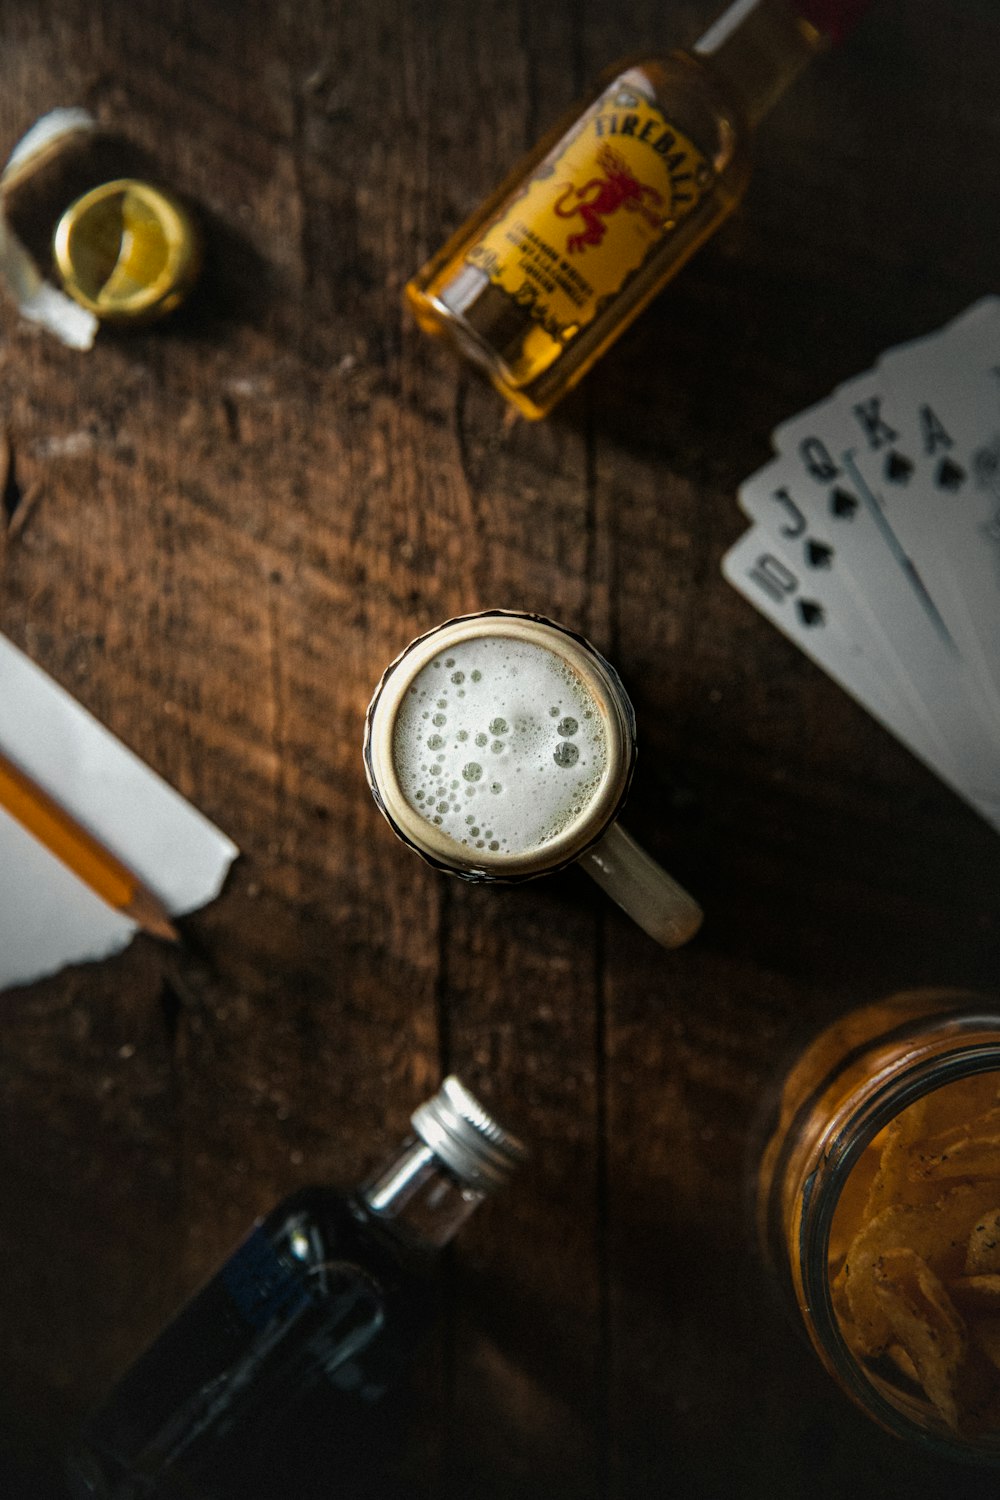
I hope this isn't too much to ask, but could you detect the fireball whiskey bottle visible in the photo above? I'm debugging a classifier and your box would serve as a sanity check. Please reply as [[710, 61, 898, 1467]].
[[67, 1077, 525, 1500], [405, 0, 872, 419]]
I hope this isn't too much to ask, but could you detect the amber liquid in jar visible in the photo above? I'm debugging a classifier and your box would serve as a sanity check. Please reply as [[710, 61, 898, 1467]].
[[758, 991, 1000, 1464]]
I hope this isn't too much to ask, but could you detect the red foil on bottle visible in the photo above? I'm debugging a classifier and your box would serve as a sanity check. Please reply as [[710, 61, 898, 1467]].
[[796, 0, 873, 43]]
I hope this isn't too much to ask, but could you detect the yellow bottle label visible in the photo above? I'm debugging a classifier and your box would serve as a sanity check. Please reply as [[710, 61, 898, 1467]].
[[466, 83, 712, 343]]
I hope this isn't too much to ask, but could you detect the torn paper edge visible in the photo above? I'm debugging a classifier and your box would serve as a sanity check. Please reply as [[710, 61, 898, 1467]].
[[0, 107, 100, 349]]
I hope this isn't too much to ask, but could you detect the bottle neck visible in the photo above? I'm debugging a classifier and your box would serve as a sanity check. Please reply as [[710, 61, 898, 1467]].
[[359, 1135, 487, 1248], [692, 0, 826, 128]]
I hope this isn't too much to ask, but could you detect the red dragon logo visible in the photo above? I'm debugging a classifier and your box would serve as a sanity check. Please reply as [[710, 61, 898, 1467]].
[[554, 144, 664, 255]]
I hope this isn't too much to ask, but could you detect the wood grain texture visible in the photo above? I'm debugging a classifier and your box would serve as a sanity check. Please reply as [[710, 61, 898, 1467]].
[[0, 0, 998, 1496]]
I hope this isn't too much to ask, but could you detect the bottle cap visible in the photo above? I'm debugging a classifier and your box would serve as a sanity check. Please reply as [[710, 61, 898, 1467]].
[[411, 1075, 527, 1193], [794, 0, 873, 43], [52, 177, 201, 324]]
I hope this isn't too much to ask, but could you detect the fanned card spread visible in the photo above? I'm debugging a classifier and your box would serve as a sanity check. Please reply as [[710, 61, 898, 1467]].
[[724, 297, 1000, 832], [0, 635, 237, 991]]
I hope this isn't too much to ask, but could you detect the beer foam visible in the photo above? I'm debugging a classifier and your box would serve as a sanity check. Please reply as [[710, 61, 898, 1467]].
[[392, 636, 608, 857]]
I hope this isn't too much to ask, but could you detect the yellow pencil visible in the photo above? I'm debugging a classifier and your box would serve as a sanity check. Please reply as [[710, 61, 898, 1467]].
[[0, 747, 179, 942]]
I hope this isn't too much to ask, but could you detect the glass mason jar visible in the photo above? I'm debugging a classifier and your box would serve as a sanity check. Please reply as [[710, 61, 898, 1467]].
[[757, 990, 1000, 1464]]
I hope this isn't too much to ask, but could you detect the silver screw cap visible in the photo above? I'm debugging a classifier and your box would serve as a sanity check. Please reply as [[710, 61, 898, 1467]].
[[411, 1076, 527, 1193]]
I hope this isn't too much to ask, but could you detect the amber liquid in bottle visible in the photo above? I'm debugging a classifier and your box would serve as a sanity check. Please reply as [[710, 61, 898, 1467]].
[[405, 0, 827, 419]]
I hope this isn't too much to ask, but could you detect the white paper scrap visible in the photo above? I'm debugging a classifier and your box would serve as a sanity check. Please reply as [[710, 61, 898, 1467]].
[[0, 634, 239, 991], [0, 109, 101, 350]]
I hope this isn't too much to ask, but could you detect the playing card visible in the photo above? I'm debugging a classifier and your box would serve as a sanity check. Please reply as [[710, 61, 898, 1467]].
[[841, 298, 1000, 732], [769, 340, 1000, 814], [737, 451, 964, 775], [723, 297, 1000, 837], [720, 524, 999, 829]]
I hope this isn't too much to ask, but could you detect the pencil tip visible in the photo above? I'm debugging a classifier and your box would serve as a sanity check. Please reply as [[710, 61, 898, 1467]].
[[150, 912, 183, 945], [125, 888, 181, 944]]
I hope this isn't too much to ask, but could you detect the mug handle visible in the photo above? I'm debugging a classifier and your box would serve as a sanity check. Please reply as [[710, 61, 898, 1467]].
[[579, 822, 702, 948]]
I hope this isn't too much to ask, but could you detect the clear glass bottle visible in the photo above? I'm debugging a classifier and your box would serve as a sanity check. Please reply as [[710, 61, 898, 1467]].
[[405, 0, 870, 419], [757, 991, 1000, 1464], [67, 1077, 526, 1500]]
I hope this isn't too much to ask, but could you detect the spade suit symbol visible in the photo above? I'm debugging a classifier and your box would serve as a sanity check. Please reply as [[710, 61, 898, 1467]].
[[935, 456, 966, 491], [829, 487, 858, 519], [884, 450, 914, 483], [796, 599, 824, 627], [805, 539, 833, 568]]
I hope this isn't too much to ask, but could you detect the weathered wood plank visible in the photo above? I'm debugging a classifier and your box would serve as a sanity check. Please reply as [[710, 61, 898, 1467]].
[[0, 1, 998, 1497]]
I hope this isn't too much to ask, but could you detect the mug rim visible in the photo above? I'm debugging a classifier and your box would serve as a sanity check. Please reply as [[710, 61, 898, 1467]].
[[363, 610, 637, 882]]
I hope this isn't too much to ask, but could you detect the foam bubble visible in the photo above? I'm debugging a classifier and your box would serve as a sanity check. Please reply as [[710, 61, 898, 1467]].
[[393, 636, 608, 855]]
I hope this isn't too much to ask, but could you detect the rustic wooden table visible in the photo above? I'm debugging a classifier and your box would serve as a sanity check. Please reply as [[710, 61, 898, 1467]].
[[1, 1, 998, 1496]]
